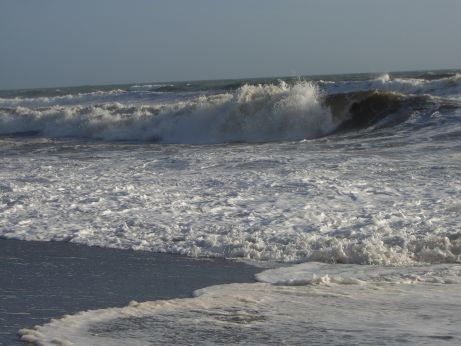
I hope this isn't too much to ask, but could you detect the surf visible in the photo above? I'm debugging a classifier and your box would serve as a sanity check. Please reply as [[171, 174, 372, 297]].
[[0, 80, 455, 144]]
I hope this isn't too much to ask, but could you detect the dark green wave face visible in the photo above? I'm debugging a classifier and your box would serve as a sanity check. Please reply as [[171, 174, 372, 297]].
[[325, 91, 441, 131]]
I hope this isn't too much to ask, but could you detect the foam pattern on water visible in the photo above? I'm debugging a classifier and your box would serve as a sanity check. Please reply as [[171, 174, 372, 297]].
[[257, 262, 461, 285], [19, 275, 461, 345], [1, 135, 460, 265]]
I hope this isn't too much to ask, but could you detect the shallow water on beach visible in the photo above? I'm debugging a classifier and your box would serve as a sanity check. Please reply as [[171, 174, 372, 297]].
[[0, 239, 259, 346]]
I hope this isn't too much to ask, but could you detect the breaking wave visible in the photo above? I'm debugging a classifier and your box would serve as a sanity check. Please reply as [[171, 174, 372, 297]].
[[0, 82, 332, 143], [0, 82, 447, 144]]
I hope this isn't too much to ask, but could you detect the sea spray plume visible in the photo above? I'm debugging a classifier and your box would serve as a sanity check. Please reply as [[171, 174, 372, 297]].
[[118, 81, 336, 143], [215, 81, 335, 143]]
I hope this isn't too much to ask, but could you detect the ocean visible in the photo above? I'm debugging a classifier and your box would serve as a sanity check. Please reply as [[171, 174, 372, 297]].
[[1, 70, 460, 344]]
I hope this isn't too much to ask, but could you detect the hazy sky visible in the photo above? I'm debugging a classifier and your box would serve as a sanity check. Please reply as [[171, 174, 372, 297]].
[[1, 0, 460, 89]]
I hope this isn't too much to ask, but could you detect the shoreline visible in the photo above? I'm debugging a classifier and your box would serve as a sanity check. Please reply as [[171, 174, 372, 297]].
[[0, 238, 260, 346]]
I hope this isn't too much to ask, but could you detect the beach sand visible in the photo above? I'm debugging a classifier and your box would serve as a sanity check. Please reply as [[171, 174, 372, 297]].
[[0, 238, 260, 345]]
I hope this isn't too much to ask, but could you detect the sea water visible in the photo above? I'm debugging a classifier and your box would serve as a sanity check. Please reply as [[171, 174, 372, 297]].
[[1, 70, 460, 344]]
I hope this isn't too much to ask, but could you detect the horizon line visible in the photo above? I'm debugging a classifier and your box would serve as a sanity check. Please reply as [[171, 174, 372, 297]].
[[1, 67, 459, 92]]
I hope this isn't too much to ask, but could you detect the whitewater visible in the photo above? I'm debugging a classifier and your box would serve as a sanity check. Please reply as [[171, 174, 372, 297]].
[[1, 70, 461, 344]]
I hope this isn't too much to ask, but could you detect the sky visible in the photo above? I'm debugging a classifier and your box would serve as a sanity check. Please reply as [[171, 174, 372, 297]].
[[0, 0, 460, 90]]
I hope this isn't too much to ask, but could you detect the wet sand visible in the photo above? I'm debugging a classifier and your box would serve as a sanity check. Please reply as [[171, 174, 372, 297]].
[[0, 238, 260, 345]]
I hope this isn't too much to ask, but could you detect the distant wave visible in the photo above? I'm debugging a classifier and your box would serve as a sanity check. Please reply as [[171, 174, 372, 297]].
[[323, 73, 461, 96], [378, 73, 461, 95], [0, 89, 127, 108], [0, 82, 453, 144], [129, 84, 174, 92]]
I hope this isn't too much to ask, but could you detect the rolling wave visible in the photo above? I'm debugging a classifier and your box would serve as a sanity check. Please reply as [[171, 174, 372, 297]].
[[0, 82, 456, 144], [325, 90, 441, 131]]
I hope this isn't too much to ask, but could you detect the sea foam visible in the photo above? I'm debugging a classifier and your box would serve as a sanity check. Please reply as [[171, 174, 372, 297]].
[[19, 268, 461, 345]]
